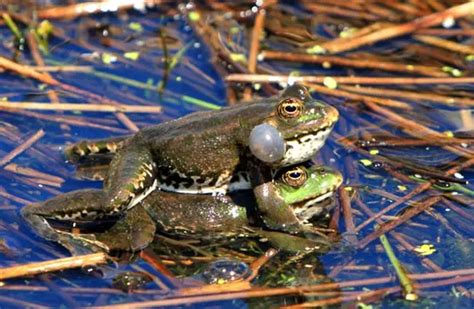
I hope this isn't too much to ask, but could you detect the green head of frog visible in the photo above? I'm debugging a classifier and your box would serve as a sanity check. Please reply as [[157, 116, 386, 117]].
[[273, 164, 343, 223]]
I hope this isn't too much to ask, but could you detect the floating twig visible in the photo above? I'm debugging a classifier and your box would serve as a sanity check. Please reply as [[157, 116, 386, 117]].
[[225, 74, 474, 85], [320, 2, 474, 53], [261, 50, 448, 77], [338, 186, 357, 244], [0, 129, 44, 167], [0, 253, 108, 280], [0, 102, 162, 113], [357, 196, 442, 249], [379, 234, 418, 300]]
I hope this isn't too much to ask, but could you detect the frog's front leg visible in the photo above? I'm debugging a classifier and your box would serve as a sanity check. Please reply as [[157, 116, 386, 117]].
[[251, 166, 302, 233], [103, 145, 157, 216]]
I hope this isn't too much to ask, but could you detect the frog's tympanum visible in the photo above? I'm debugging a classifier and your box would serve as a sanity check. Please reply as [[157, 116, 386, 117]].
[[22, 84, 338, 239], [22, 165, 342, 254]]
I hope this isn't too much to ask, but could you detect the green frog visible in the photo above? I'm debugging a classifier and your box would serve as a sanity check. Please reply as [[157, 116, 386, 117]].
[[26, 84, 338, 234], [22, 164, 343, 254]]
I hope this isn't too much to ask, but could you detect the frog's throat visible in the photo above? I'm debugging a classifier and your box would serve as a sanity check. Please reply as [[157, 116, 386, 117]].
[[291, 186, 336, 223], [281, 124, 333, 166]]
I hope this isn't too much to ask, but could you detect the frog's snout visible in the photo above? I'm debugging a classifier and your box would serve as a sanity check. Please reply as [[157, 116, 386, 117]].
[[322, 104, 339, 127]]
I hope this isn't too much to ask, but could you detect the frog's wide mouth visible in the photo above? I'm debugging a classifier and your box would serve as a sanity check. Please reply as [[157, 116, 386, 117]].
[[290, 105, 338, 139], [290, 183, 340, 222]]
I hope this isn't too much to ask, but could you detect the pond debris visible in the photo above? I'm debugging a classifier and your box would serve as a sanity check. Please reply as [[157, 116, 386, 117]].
[[0, 253, 108, 280], [379, 233, 418, 301]]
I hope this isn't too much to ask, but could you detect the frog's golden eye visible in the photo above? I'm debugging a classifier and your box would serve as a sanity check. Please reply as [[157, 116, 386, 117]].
[[277, 98, 303, 119], [282, 167, 307, 187]]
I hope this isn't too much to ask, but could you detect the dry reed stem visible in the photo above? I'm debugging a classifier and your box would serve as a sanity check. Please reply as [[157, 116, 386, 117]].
[[5, 163, 64, 183], [340, 85, 474, 108], [91, 268, 474, 308], [37, 0, 164, 19], [261, 51, 448, 77], [245, 248, 279, 282], [3, 109, 128, 133], [226, 74, 474, 85], [414, 35, 474, 54], [0, 102, 162, 113], [305, 3, 379, 21], [283, 287, 400, 308], [0, 188, 32, 204], [0, 295, 49, 309], [320, 2, 474, 53], [0, 129, 44, 167], [365, 101, 474, 158], [356, 154, 474, 233], [0, 56, 139, 132], [0, 253, 108, 280], [357, 196, 442, 249], [26, 31, 60, 104], [356, 199, 443, 272], [338, 186, 357, 244], [243, 2, 267, 100], [27, 66, 94, 72]]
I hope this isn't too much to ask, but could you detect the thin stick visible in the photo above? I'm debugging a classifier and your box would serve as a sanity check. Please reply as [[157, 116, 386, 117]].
[[226, 74, 474, 85], [339, 85, 474, 108], [0, 129, 44, 167], [0, 56, 138, 132], [37, 0, 164, 19], [357, 196, 442, 249], [26, 65, 94, 72], [243, 2, 267, 100], [245, 248, 279, 282], [414, 35, 474, 55], [261, 50, 448, 77], [0, 102, 162, 113], [379, 234, 417, 300], [283, 287, 400, 308], [320, 2, 474, 53], [0, 296, 48, 309], [0, 253, 108, 280], [4, 163, 64, 184], [338, 186, 357, 244]]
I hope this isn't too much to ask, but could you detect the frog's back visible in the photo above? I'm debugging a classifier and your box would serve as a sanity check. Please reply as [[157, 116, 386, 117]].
[[132, 102, 275, 193]]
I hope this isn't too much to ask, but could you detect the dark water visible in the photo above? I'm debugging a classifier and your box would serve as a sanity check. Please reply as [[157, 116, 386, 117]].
[[0, 2, 473, 308]]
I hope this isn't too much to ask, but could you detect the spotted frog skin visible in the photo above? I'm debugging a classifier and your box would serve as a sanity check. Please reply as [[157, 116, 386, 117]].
[[22, 165, 342, 254], [23, 84, 338, 236]]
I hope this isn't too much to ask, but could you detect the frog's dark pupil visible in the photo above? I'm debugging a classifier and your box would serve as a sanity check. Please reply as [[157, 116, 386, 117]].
[[290, 172, 301, 179], [285, 105, 297, 113]]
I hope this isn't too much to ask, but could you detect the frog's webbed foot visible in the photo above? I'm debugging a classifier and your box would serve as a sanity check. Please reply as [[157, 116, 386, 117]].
[[64, 136, 130, 165], [94, 205, 156, 252], [104, 145, 157, 215], [21, 189, 107, 243]]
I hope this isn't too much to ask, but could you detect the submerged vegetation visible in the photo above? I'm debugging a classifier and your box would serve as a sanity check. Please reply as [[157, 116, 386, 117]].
[[0, 1, 473, 307]]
